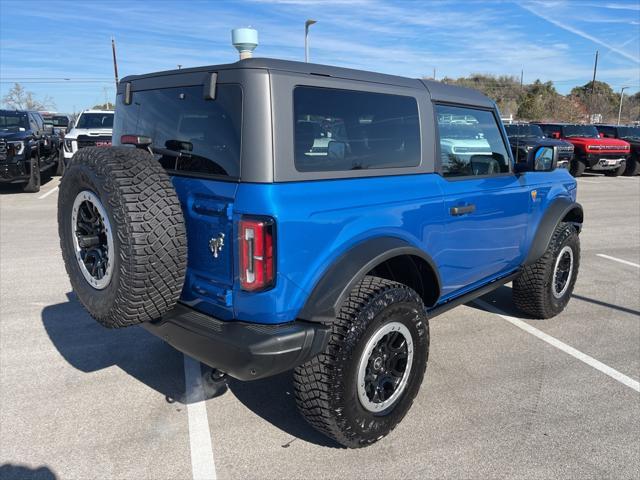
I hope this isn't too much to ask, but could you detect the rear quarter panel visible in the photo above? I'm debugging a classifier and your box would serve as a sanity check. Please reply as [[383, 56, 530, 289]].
[[233, 174, 447, 323]]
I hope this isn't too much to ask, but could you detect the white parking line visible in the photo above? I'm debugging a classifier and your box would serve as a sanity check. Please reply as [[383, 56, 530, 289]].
[[596, 253, 640, 269], [183, 355, 217, 480], [475, 299, 640, 393], [37, 186, 58, 200]]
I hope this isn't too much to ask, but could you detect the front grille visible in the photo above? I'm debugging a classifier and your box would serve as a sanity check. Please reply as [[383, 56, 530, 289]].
[[588, 145, 626, 151], [76, 135, 112, 149], [0, 139, 7, 155]]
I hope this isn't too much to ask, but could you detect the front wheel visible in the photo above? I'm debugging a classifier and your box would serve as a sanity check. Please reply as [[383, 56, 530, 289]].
[[294, 276, 429, 448], [23, 155, 41, 193], [55, 148, 65, 176], [513, 222, 580, 318], [623, 156, 639, 176], [604, 163, 625, 177], [569, 159, 586, 177]]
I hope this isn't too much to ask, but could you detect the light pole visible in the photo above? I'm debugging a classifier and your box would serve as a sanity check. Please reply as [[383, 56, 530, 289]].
[[617, 86, 629, 125], [305, 19, 317, 63]]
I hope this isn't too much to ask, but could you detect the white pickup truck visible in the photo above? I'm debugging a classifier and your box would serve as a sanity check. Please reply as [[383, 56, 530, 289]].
[[61, 110, 114, 168]]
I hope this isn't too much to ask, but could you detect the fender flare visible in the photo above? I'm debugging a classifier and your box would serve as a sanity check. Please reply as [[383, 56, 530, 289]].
[[525, 197, 583, 266], [297, 237, 441, 323]]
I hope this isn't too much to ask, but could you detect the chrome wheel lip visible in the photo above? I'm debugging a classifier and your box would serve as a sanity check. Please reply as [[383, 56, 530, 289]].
[[71, 190, 114, 290], [552, 245, 574, 299], [357, 321, 414, 413]]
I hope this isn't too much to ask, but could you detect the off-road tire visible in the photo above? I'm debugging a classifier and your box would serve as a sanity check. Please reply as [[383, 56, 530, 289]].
[[293, 276, 429, 448], [604, 163, 625, 177], [23, 154, 41, 193], [513, 222, 580, 318], [55, 148, 65, 176], [569, 159, 585, 177], [623, 155, 639, 176], [58, 147, 187, 328]]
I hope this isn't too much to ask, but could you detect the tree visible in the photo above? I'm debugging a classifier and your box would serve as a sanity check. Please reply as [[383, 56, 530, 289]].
[[1, 83, 56, 111], [570, 80, 619, 121], [91, 102, 115, 110]]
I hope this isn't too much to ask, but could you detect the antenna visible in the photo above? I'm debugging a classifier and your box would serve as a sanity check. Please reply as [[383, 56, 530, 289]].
[[231, 28, 258, 60]]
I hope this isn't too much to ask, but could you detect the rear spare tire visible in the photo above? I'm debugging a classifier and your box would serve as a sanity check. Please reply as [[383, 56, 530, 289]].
[[58, 147, 187, 328]]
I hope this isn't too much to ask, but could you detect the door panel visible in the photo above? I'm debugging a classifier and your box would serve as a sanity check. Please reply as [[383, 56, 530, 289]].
[[437, 175, 530, 297]]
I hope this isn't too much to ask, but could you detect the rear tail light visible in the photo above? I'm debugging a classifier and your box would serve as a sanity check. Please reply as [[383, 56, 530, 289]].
[[239, 217, 275, 291]]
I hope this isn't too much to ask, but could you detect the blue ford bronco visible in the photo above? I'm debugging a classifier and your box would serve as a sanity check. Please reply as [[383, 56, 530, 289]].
[[58, 58, 583, 448]]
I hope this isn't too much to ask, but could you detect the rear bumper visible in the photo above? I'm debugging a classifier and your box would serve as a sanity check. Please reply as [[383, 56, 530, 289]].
[[142, 303, 331, 381]]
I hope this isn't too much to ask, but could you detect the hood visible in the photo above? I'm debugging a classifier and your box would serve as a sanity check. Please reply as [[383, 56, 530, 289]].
[[0, 130, 29, 141], [508, 136, 572, 148], [66, 127, 113, 140], [566, 137, 630, 152]]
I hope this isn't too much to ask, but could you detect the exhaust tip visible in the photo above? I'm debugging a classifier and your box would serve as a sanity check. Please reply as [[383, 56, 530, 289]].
[[231, 27, 258, 60]]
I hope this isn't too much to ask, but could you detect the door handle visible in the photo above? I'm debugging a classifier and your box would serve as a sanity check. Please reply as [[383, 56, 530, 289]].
[[450, 204, 476, 216]]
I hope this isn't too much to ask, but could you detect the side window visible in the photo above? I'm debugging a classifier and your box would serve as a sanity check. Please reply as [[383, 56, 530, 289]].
[[435, 105, 511, 177], [114, 84, 242, 178], [293, 86, 420, 172]]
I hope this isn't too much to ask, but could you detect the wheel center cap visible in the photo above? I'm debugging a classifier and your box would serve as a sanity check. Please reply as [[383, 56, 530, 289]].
[[373, 357, 384, 370]]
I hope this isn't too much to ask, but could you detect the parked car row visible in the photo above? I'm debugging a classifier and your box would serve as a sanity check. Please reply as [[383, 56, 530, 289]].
[[504, 122, 639, 177], [0, 108, 113, 192]]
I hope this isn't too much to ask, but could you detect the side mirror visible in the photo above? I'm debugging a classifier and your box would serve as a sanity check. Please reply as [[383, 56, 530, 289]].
[[551, 132, 561, 139], [514, 144, 558, 173]]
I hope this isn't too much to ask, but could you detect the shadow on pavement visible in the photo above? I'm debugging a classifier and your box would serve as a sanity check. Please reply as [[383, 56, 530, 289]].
[[468, 284, 536, 318], [0, 176, 56, 195], [0, 463, 57, 480], [571, 293, 640, 317], [41, 292, 186, 403], [229, 373, 342, 449]]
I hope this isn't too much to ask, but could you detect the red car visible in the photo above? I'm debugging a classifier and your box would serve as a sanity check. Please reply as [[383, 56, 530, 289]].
[[534, 123, 630, 177]]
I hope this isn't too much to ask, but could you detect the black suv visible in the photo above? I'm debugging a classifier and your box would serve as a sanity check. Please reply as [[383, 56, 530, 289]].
[[595, 124, 640, 176], [0, 110, 60, 192], [505, 123, 574, 169]]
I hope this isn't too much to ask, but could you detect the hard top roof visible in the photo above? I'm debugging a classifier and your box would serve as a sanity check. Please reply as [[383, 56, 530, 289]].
[[120, 57, 494, 108]]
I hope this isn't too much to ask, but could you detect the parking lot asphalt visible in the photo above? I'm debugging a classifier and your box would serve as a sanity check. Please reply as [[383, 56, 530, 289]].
[[1, 173, 639, 480]]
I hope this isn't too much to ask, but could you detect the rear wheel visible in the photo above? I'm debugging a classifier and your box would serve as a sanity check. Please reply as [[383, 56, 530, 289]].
[[604, 163, 625, 177], [569, 159, 585, 177], [23, 154, 41, 193], [294, 276, 429, 448], [513, 222, 580, 318], [58, 147, 187, 328]]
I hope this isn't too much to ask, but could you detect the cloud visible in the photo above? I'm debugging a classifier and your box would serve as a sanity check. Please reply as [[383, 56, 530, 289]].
[[520, 3, 640, 63]]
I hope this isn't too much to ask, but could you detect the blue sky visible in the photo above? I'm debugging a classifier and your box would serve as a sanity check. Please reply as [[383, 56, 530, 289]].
[[1, 0, 638, 113]]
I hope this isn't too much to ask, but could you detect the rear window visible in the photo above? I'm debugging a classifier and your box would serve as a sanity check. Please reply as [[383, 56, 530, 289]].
[[293, 86, 420, 172], [114, 85, 242, 178]]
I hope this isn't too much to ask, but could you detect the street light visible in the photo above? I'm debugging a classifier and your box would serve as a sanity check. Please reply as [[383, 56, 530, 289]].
[[617, 86, 629, 125], [305, 19, 317, 63]]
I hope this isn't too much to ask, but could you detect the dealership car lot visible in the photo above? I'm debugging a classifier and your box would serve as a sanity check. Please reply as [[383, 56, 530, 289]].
[[0, 175, 638, 479]]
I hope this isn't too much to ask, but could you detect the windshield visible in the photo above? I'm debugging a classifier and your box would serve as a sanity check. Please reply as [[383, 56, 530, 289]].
[[616, 126, 640, 140], [439, 123, 485, 140], [52, 116, 69, 127], [505, 124, 544, 138], [563, 125, 599, 138], [76, 112, 113, 129], [0, 112, 29, 131]]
